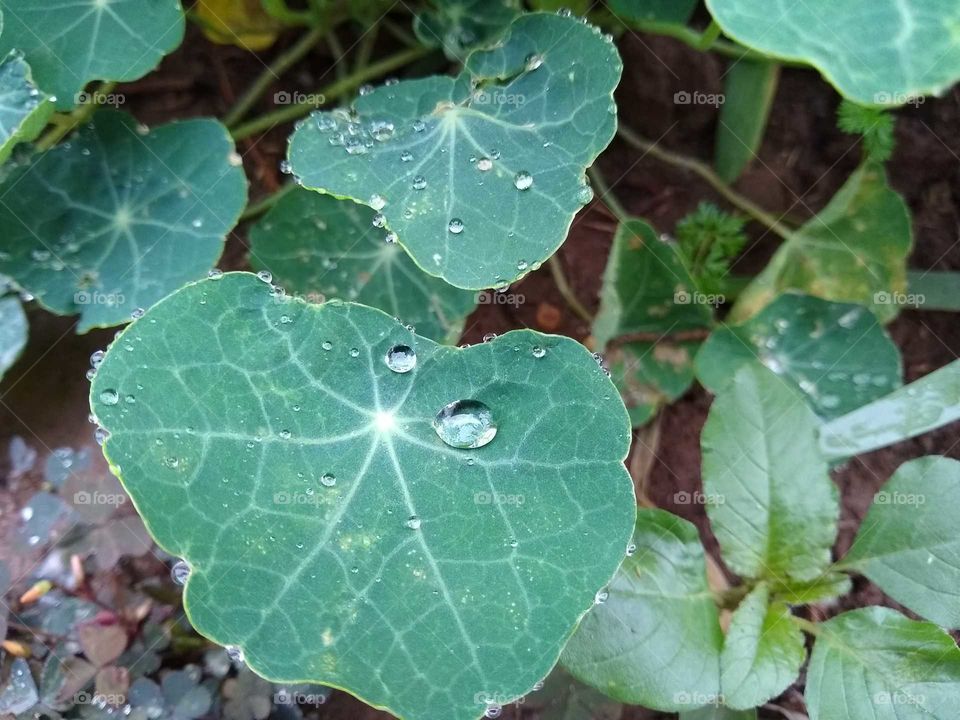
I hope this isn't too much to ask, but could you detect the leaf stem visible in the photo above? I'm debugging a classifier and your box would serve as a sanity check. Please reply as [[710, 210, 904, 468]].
[[548, 256, 593, 324], [230, 45, 432, 140], [224, 25, 327, 128], [35, 82, 117, 151], [240, 182, 298, 222], [695, 20, 723, 51], [617, 124, 793, 240], [790, 615, 822, 636], [587, 165, 631, 223], [632, 20, 771, 61], [261, 0, 315, 25]]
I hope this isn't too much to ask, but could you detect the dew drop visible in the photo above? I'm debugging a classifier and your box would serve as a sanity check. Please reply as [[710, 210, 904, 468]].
[[412, 175, 427, 190], [385, 345, 417, 373], [476, 157, 493, 172], [531, 346, 546, 358], [400, 151, 413, 162], [256, 270, 273, 284], [384, 231, 398, 244], [595, 589, 609, 604], [369, 193, 387, 211], [322, 340, 333, 351], [448, 218, 464, 234], [484, 704, 502, 719], [99, 389, 119, 406], [226, 646, 244, 664], [405, 515, 422, 530], [349, 347, 360, 358], [514, 171, 534, 190], [432, 400, 497, 449], [208, 268, 223, 279], [525, 53, 544, 71], [372, 213, 387, 228], [171, 560, 190, 586], [320, 473, 337, 487]]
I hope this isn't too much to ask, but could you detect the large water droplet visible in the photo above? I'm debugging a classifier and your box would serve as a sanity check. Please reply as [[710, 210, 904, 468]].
[[514, 171, 534, 190], [385, 345, 417, 373], [99, 389, 119, 406], [433, 400, 497, 449], [171, 560, 190, 586], [256, 270, 273, 284]]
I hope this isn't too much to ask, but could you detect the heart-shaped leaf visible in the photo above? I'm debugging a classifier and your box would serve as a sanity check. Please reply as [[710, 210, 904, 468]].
[[701, 365, 839, 582], [413, 0, 521, 61], [0, 0, 185, 110], [288, 12, 621, 290], [805, 607, 960, 719], [0, 292, 26, 382], [706, 0, 960, 105], [696, 294, 902, 419], [249, 188, 476, 343], [562, 508, 723, 711], [89, 272, 635, 720], [0, 50, 54, 163], [840, 456, 960, 629], [0, 111, 247, 331]]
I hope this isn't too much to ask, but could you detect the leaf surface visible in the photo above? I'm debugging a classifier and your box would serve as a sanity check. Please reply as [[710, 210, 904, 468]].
[[90, 272, 636, 720], [0, 293, 26, 381], [607, 0, 699, 24], [413, 0, 520, 61], [0, 50, 54, 162], [714, 59, 779, 183], [607, 340, 697, 426]]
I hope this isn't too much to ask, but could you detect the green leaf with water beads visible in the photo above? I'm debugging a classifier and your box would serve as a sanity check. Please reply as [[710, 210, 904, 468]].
[[0, 0, 185, 110], [249, 188, 476, 343], [89, 271, 636, 720], [0, 111, 247, 332], [705, 0, 960, 106], [730, 164, 912, 324], [839, 456, 960, 629], [0, 292, 26, 382], [695, 294, 902, 419], [805, 606, 960, 720], [0, 50, 54, 163], [288, 12, 621, 291], [413, 0, 521, 62], [701, 365, 839, 583], [562, 508, 723, 711]]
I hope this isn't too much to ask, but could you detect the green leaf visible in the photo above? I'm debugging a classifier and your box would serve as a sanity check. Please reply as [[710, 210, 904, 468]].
[[730, 164, 912, 324], [525, 668, 623, 720], [705, 0, 960, 105], [607, 0, 699, 24], [819, 359, 960, 461], [768, 573, 851, 605], [714, 59, 779, 182], [0, 0, 185, 110], [840, 456, 960, 629], [90, 271, 636, 720], [607, 340, 698, 426], [0, 111, 247, 331], [0, 293, 26, 382], [0, 50, 54, 163], [681, 706, 757, 720], [594, 219, 712, 349], [695, 294, 902, 419], [701, 365, 839, 582], [288, 13, 621, 291], [675, 203, 748, 296], [837, 100, 895, 163], [562, 508, 723, 711], [720, 584, 805, 710], [805, 606, 960, 719], [413, 0, 521, 61], [248, 189, 476, 343]]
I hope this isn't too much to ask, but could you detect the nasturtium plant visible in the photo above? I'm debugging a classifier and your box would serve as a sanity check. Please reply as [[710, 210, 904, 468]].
[[0, 290, 26, 382], [0, 49, 54, 163], [0, 111, 247, 331], [607, 0, 699, 25], [0, 0, 185, 109], [288, 12, 621, 290], [714, 59, 779, 182], [249, 188, 476, 343], [705, 0, 960, 105], [191, 0, 283, 52], [90, 272, 636, 720], [413, 0, 521, 61]]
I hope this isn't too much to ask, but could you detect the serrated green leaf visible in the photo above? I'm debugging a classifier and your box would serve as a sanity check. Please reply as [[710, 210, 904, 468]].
[[288, 13, 621, 291], [594, 219, 711, 350], [805, 606, 960, 719], [413, 0, 520, 61], [839, 456, 960, 629], [681, 706, 757, 720], [0, 293, 26, 382], [701, 365, 839, 582], [730, 164, 912, 324], [705, 0, 960, 105], [820, 360, 960, 461], [0, 111, 247, 332], [607, 0, 699, 24], [249, 189, 476, 343], [607, 340, 698, 426], [714, 59, 779, 182], [768, 573, 851, 606], [0, 50, 54, 163], [89, 271, 636, 720], [562, 508, 723, 711], [0, 0, 185, 110], [720, 584, 804, 710], [696, 294, 902, 419]]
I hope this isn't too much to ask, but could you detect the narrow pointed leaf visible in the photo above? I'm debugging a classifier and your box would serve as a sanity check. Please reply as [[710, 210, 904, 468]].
[[714, 59, 779, 183], [0, 50, 54, 163], [249, 189, 476, 343], [840, 456, 960, 629], [562, 508, 723, 711], [0, 293, 26, 382], [0, 111, 247, 331], [288, 13, 622, 290], [701, 365, 839, 582], [90, 272, 636, 720], [696, 294, 901, 419]]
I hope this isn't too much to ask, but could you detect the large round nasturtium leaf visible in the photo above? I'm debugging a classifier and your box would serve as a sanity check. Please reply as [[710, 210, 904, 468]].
[[288, 12, 622, 291], [705, 0, 960, 105], [249, 188, 477, 343], [0, 50, 55, 164], [840, 456, 960, 629], [0, 0, 185, 110], [805, 606, 960, 719], [0, 292, 27, 382], [0, 111, 247, 332], [413, 0, 521, 61], [562, 508, 723, 711], [89, 272, 636, 720], [696, 294, 902, 419]]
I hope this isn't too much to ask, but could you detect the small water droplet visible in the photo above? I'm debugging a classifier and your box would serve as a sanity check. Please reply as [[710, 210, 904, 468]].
[[433, 400, 497, 449], [405, 515, 422, 530], [99, 389, 119, 406], [476, 157, 493, 172], [208, 268, 223, 279], [384, 231, 398, 244], [322, 340, 333, 351], [514, 171, 534, 190], [256, 270, 273, 283], [320, 473, 337, 487], [595, 589, 609, 604], [531, 346, 546, 358], [171, 560, 190, 585], [349, 347, 360, 358], [412, 175, 427, 190], [385, 345, 417, 373], [448, 218, 464, 234], [226, 646, 244, 664], [372, 213, 387, 228]]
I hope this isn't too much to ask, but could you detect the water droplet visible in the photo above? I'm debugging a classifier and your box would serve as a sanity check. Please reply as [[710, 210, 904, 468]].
[[482, 333, 497, 342], [385, 345, 417, 373], [433, 400, 497, 449], [171, 560, 190, 585], [531, 346, 546, 358], [208, 268, 223, 279], [484, 704, 502, 719], [358, 84, 374, 96], [384, 231, 398, 244], [412, 119, 426, 132], [99, 389, 119, 406], [369, 193, 387, 211], [256, 270, 273, 283], [412, 175, 427, 190], [448, 218, 464, 234], [476, 157, 493, 172], [405, 515, 422, 530], [372, 213, 387, 228], [320, 473, 337, 487], [226, 646, 244, 663], [131, 307, 145, 320], [400, 151, 413, 162], [525, 53, 544, 71], [595, 589, 609, 604], [322, 340, 333, 351], [517, 260, 528, 271], [514, 171, 534, 190], [349, 347, 360, 358]]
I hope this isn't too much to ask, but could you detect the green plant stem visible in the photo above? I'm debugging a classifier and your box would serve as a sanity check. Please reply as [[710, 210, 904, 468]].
[[326, 31, 348, 81], [633, 20, 772, 61], [35, 82, 117, 151], [231, 45, 432, 140], [713, 583, 751, 610], [790, 615, 822, 636], [224, 25, 327, 128], [262, 0, 314, 25], [617, 124, 793, 240], [907, 270, 960, 312], [587, 166, 631, 223], [695, 20, 723, 51], [548, 256, 593, 324], [353, 24, 380, 75], [240, 182, 298, 221]]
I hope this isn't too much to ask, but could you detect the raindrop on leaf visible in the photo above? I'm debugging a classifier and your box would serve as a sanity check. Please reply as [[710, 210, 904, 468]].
[[433, 400, 497, 449]]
